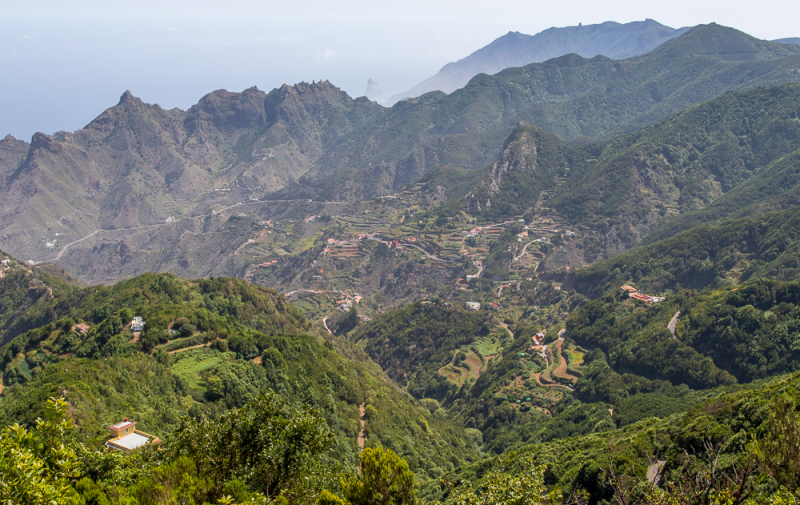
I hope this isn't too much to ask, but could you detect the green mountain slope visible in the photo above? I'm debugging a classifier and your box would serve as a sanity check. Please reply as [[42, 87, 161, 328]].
[[0, 270, 479, 479], [645, 146, 800, 243], [351, 301, 505, 400], [0, 250, 82, 347], [387, 19, 690, 105], [299, 24, 800, 201], [441, 83, 800, 274], [569, 205, 800, 298], [422, 369, 800, 502], [566, 279, 800, 387]]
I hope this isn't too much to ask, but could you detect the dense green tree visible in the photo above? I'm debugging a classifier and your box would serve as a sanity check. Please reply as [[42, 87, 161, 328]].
[[0, 397, 81, 504], [165, 393, 334, 503], [341, 448, 416, 505]]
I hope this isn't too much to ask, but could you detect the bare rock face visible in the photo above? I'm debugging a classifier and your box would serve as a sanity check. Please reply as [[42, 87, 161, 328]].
[[0, 134, 30, 181], [466, 122, 555, 214], [364, 79, 388, 101], [0, 83, 383, 268]]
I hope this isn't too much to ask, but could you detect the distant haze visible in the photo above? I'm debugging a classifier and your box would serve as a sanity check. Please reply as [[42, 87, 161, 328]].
[[2, 0, 799, 140]]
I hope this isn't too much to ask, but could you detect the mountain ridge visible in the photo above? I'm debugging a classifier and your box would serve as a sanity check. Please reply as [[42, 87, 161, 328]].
[[387, 19, 690, 105]]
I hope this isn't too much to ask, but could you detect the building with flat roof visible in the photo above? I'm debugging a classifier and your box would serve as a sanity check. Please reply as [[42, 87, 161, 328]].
[[106, 418, 160, 452], [131, 316, 145, 332]]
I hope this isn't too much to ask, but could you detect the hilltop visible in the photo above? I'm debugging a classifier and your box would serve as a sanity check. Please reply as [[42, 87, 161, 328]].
[[430, 82, 800, 273], [296, 23, 800, 201], [387, 19, 689, 105]]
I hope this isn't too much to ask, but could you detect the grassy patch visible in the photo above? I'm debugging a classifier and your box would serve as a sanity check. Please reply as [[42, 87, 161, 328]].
[[171, 348, 235, 390]]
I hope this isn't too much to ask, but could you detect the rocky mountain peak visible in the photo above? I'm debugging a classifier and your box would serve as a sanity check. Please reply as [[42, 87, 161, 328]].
[[118, 90, 138, 104], [29, 132, 55, 150]]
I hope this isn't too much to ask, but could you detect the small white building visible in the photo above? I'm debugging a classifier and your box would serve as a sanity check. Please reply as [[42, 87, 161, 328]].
[[106, 418, 160, 452], [465, 302, 480, 311], [131, 316, 145, 332]]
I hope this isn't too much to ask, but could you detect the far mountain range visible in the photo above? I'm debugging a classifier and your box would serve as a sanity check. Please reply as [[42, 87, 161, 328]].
[[1, 23, 800, 289], [385, 20, 800, 105]]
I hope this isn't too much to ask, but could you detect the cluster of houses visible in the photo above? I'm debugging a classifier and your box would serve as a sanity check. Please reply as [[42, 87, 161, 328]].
[[257, 259, 279, 268], [464, 301, 501, 311], [337, 294, 362, 311], [530, 332, 547, 359], [384, 240, 403, 251], [463, 227, 483, 238], [620, 285, 665, 303]]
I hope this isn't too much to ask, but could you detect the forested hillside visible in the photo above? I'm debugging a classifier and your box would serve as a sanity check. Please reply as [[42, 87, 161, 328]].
[[5, 16, 800, 505], [296, 24, 800, 202], [422, 370, 800, 502], [567, 279, 800, 386], [0, 267, 479, 482], [570, 205, 800, 298]]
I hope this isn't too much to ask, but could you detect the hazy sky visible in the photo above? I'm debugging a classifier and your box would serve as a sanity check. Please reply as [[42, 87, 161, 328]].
[[2, 0, 799, 140]]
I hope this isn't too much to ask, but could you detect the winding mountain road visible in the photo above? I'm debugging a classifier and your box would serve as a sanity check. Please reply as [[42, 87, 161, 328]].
[[668, 311, 681, 338], [31, 198, 338, 265], [401, 243, 451, 263], [513, 241, 534, 262]]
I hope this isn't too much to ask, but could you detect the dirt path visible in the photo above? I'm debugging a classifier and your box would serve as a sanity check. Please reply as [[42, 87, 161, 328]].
[[322, 317, 332, 335], [551, 340, 578, 383], [31, 198, 343, 265], [532, 372, 573, 391], [284, 288, 350, 298], [498, 322, 514, 339], [497, 283, 512, 297], [168, 343, 210, 354], [668, 311, 681, 338], [647, 461, 665, 484], [358, 404, 366, 450], [463, 353, 482, 380], [513, 241, 534, 262], [402, 243, 450, 263]]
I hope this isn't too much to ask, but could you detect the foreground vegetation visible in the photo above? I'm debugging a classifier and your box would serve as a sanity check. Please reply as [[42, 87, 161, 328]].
[[5, 372, 800, 504]]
